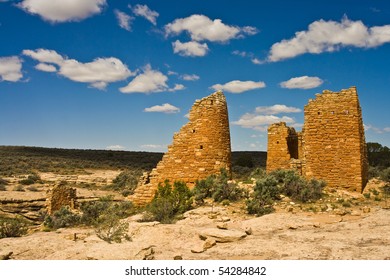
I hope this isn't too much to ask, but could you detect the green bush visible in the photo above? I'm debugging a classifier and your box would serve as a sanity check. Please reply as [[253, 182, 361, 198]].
[[0, 216, 29, 238], [144, 181, 192, 224], [246, 175, 279, 216], [192, 168, 245, 205], [246, 169, 326, 216], [95, 218, 130, 244], [80, 196, 135, 226], [193, 176, 216, 205], [19, 173, 41, 185], [44, 207, 81, 229], [105, 170, 142, 196], [212, 169, 245, 202]]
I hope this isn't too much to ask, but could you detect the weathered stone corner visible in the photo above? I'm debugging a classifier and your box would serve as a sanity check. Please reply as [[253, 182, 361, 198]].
[[46, 184, 77, 215], [267, 86, 368, 192], [130, 91, 232, 205]]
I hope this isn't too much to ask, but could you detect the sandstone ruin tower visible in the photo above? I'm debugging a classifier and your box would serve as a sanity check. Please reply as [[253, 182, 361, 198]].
[[131, 91, 232, 205], [267, 86, 368, 192]]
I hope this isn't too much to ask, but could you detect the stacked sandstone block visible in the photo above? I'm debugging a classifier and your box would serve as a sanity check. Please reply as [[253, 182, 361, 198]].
[[47, 184, 77, 215], [131, 91, 232, 205], [303, 86, 368, 191], [267, 86, 368, 192]]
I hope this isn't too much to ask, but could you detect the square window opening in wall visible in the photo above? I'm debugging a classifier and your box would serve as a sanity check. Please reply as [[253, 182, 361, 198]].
[[318, 112, 321, 115], [331, 111, 335, 115], [200, 145, 203, 149], [192, 129, 196, 133]]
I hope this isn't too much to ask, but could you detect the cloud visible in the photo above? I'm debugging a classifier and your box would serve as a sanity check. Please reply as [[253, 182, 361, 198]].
[[232, 50, 262, 64], [22, 49, 64, 64], [172, 40, 209, 57], [120, 64, 180, 94], [280, 76, 323, 89], [23, 48, 135, 89], [181, 74, 200, 81], [364, 124, 390, 134], [34, 63, 56, 72], [165, 14, 257, 43], [106, 145, 125, 150], [211, 80, 266, 93], [17, 0, 106, 23], [0, 56, 23, 82], [233, 104, 301, 131], [232, 114, 295, 131], [140, 144, 165, 150], [114, 10, 133, 31], [255, 104, 302, 114], [144, 103, 180, 114], [168, 84, 185, 92], [131, 4, 159, 26], [268, 16, 390, 62]]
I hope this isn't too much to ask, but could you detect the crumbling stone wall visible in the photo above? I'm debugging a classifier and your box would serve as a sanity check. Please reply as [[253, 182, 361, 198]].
[[266, 122, 300, 173], [131, 91, 232, 205], [47, 184, 77, 214], [267, 86, 368, 192]]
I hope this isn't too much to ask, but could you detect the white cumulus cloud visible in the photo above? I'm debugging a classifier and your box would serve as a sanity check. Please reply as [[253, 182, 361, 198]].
[[232, 114, 295, 131], [233, 104, 301, 131], [23, 48, 135, 89], [280, 76, 323, 89], [172, 40, 209, 57], [17, 0, 106, 23], [106, 145, 125, 150], [0, 56, 23, 82], [35, 63, 57, 72], [140, 144, 165, 150], [181, 74, 200, 81], [120, 64, 168, 94], [165, 14, 257, 43], [211, 80, 266, 93], [255, 105, 302, 114], [144, 103, 180, 114], [114, 9, 133, 31], [131, 4, 159, 26], [268, 16, 390, 62]]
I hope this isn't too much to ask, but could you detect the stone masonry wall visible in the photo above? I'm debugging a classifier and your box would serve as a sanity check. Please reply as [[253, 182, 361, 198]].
[[303, 86, 368, 191], [266, 86, 368, 192], [266, 122, 300, 173], [47, 184, 77, 215], [131, 91, 232, 205]]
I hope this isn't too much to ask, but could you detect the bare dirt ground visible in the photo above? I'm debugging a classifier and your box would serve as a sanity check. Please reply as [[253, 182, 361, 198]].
[[1, 171, 389, 260]]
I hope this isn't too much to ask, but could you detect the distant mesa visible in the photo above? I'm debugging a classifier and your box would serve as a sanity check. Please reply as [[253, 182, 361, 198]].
[[266, 86, 368, 192], [130, 91, 232, 205]]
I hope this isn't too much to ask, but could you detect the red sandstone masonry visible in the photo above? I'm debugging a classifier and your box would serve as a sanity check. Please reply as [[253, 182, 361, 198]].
[[131, 91, 232, 205], [267, 86, 368, 192]]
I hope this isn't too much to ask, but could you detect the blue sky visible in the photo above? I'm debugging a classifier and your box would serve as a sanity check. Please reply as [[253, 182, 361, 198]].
[[1, 0, 390, 152]]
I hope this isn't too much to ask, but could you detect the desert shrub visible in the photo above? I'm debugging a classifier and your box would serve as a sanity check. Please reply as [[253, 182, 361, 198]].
[[246, 169, 326, 216], [192, 168, 245, 204], [44, 207, 81, 229], [105, 170, 142, 196], [270, 169, 325, 203], [80, 196, 135, 226], [13, 185, 25, 192], [144, 181, 192, 224], [0, 178, 9, 185], [95, 218, 130, 243], [193, 175, 216, 205], [250, 168, 267, 180], [379, 168, 390, 183], [363, 192, 371, 199], [0, 216, 29, 238], [0, 185, 6, 191], [19, 173, 41, 185], [27, 186, 39, 192], [246, 175, 279, 216]]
